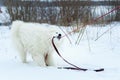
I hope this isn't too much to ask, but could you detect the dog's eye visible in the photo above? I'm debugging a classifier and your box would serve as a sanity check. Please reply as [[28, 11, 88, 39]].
[[56, 32, 58, 34]]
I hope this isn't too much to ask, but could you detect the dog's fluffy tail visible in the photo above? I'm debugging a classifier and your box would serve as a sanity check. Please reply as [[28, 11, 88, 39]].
[[11, 20, 24, 52], [11, 20, 23, 31], [11, 20, 23, 39]]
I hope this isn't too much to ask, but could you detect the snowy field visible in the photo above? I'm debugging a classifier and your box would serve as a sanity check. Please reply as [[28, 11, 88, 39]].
[[0, 22, 120, 80]]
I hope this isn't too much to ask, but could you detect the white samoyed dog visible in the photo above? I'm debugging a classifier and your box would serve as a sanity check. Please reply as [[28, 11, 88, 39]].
[[11, 20, 64, 67]]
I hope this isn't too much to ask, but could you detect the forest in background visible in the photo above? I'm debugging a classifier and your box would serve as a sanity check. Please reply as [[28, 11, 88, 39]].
[[4, 0, 120, 26]]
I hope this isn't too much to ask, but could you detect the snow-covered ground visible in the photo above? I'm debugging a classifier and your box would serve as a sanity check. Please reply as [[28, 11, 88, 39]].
[[0, 22, 120, 80]]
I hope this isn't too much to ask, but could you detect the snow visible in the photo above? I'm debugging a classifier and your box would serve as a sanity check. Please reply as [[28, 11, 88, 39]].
[[0, 6, 11, 24], [0, 22, 120, 80]]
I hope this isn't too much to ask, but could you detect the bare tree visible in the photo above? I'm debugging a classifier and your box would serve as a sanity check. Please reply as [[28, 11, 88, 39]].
[[4, 0, 120, 26]]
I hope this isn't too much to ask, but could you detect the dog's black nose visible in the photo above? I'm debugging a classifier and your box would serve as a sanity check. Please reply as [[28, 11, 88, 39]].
[[57, 34, 62, 39], [58, 34, 61, 37]]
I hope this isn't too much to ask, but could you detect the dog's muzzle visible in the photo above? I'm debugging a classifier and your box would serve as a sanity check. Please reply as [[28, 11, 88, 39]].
[[57, 34, 62, 40]]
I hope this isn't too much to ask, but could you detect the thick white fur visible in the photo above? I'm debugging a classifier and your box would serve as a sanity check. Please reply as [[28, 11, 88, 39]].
[[11, 20, 63, 67]]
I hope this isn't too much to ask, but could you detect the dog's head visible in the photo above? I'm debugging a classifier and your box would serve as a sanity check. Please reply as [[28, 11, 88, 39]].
[[48, 27, 64, 48], [54, 32, 62, 40], [48, 26, 63, 40]]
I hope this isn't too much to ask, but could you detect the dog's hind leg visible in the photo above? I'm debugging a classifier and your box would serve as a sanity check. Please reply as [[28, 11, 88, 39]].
[[20, 50, 27, 63], [14, 40, 27, 63], [17, 46, 27, 63]]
